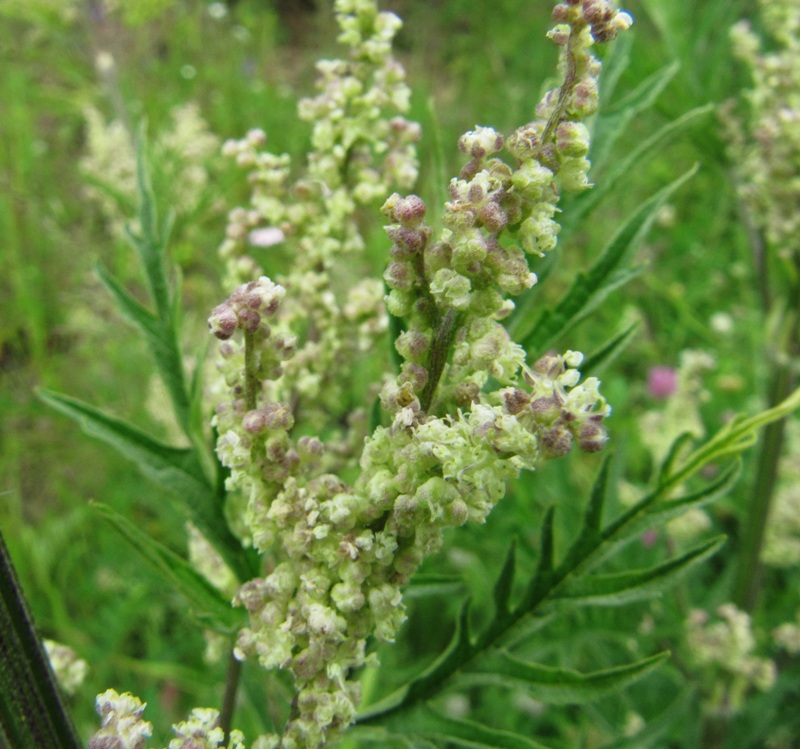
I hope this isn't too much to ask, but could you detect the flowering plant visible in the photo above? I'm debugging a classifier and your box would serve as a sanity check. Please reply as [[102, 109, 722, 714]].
[[8, 1, 800, 748]]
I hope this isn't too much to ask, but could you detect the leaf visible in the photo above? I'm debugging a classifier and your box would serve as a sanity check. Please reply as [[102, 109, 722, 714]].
[[492, 542, 516, 617], [405, 574, 466, 599], [35, 389, 256, 584], [0, 530, 83, 749], [517, 165, 698, 353], [460, 651, 668, 705], [662, 385, 800, 491], [601, 690, 691, 749], [553, 536, 725, 606], [92, 502, 244, 632], [402, 708, 555, 749], [358, 600, 473, 723], [568, 105, 714, 235], [94, 261, 191, 436], [589, 61, 680, 179], [595, 461, 741, 559], [581, 321, 639, 374]]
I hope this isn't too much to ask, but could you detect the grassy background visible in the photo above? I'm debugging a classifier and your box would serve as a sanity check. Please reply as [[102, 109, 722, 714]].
[[3, 0, 798, 746]]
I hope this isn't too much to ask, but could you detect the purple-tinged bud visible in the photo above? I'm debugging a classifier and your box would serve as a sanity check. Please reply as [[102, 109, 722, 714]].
[[208, 304, 238, 340], [577, 421, 608, 452], [530, 395, 562, 423], [384, 261, 414, 291], [547, 24, 571, 46], [243, 409, 268, 433], [540, 424, 574, 458], [262, 403, 294, 430], [394, 195, 427, 227], [398, 362, 429, 390], [479, 202, 509, 233], [395, 329, 431, 362], [297, 435, 323, 457], [552, 3, 572, 22], [556, 121, 591, 157], [386, 225, 429, 256], [237, 308, 261, 333], [455, 381, 481, 408], [570, 80, 599, 117], [502, 388, 531, 415]]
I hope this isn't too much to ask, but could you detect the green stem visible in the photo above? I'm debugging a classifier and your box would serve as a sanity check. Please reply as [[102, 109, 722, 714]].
[[733, 351, 798, 611], [219, 648, 242, 739], [243, 329, 259, 411], [419, 309, 462, 413]]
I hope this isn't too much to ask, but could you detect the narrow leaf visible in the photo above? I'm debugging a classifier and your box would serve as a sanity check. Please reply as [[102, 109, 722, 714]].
[[663, 385, 800, 490], [92, 502, 243, 632], [518, 165, 698, 353], [581, 321, 639, 374], [492, 542, 516, 617], [568, 105, 713, 234], [524, 506, 555, 608], [460, 651, 668, 705], [553, 536, 725, 606], [0, 530, 82, 749], [95, 260, 192, 436], [403, 708, 554, 749], [405, 574, 466, 599], [598, 461, 740, 558], [36, 389, 255, 583], [358, 599, 473, 723], [589, 61, 679, 179], [602, 690, 691, 749]]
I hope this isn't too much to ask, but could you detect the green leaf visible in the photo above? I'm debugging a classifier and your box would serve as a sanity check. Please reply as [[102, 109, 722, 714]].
[[589, 61, 680, 179], [36, 388, 255, 583], [581, 321, 639, 374], [92, 502, 243, 632], [0, 530, 83, 749], [601, 690, 691, 749], [460, 651, 668, 705], [492, 542, 516, 617], [568, 105, 713, 235], [517, 165, 698, 353], [358, 600, 473, 723], [661, 385, 800, 491], [402, 708, 555, 749], [553, 536, 725, 606], [405, 574, 466, 599], [597, 461, 741, 559]]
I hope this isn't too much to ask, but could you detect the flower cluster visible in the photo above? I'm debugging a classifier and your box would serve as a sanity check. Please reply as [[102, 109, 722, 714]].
[[81, 102, 220, 238], [43, 639, 88, 696], [685, 604, 776, 716], [88, 691, 247, 749], [725, 0, 800, 262], [217, 0, 419, 436]]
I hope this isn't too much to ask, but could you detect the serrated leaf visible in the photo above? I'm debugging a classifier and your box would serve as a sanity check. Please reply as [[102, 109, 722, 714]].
[[0, 530, 83, 749], [403, 708, 554, 749], [35, 388, 255, 583], [91, 502, 243, 632], [460, 651, 668, 705], [553, 536, 725, 606], [518, 165, 698, 353]]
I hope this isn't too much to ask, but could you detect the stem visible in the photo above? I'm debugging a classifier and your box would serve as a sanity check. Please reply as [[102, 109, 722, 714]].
[[733, 260, 800, 611], [243, 329, 259, 411], [219, 648, 242, 739], [419, 308, 462, 413], [733, 348, 798, 611]]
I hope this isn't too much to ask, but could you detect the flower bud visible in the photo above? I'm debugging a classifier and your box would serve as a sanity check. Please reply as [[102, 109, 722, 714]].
[[540, 424, 574, 458], [577, 420, 608, 452], [208, 304, 238, 340]]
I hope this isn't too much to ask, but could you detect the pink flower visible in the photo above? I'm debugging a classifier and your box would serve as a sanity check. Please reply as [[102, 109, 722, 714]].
[[647, 366, 677, 399]]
